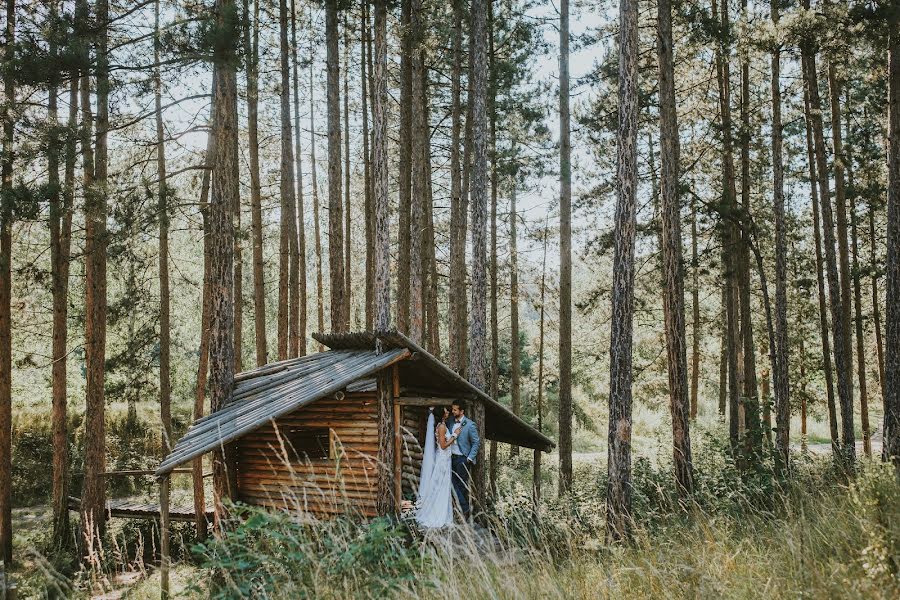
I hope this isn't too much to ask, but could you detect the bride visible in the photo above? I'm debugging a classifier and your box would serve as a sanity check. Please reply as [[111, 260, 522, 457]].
[[415, 406, 458, 528]]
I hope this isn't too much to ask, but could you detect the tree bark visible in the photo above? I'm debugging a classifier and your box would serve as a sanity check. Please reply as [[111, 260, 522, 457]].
[[607, 0, 638, 542], [510, 171, 521, 457], [155, 0, 173, 462], [870, 203, 885, 398], [468, 0, 489, 513], [362, 2, 374, 330], [558, 0, 573, 496], [291, 0, 307, 356], [373, 0, 394, 514], [396, 0, 412, 334], [770, 0, 790, 472], [210, 0, 240, 516], [488, 0, 498, 494], [80, 0, 109, 549], [657, 0, 693, 495], [449, 0, 466, 373], [343, 16, 352, 329], [802, 28, 855, 464], [408, 0, 426, 344], [51, 57, 78, 551], [246, 0, 267, 366], [326, 0, 345, 332], [802, 76, 839, 454], [310, 61, 325, 341], [848, 160, 871, 457], [0, 0, 14, 564], [884, 12, 900, 471], [690, 194, 700, 421]]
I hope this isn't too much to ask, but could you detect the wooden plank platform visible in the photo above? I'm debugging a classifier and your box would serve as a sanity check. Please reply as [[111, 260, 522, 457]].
[[67, 496, 213, 522]]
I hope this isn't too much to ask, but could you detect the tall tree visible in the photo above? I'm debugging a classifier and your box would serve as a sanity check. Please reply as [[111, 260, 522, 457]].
[[803, 80, 839, 453], [509, 170, 521, 457], [0, 0, 14, 565], [870, 203, 885, 397], [690, 194, 700, 421], [488, 0, 499, 492], [657, 0, 693, 495], [245, 0, 267, 366], [362, 1, 374, 329], [848, 160, 871, 457], [802, 17, 855, 464], [468, 0, 489, 511], [310, 60, 325, 340], [278, 0, 299, 360], [408, 0, 426, 343], [51, 46, 78, 549], [449, 0, 466, 372], [396, 0, 412, 334], [325, 0, 345, 332], [607, 0, 638, 542], [209, 0, 240, 513], [770, 0, 790, 471], [81, 0, 110, 547], [558, 0, 573, 496], [343, 16, 352, 329], [885, 10, 900, 472], [372, 0, 394, 514], [291, 0, 307, 355], [156, 0, 173, 459]]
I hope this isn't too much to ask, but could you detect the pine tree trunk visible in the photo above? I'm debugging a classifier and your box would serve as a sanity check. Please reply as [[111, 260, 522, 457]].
[[713, 0, 741, 454], [209, 0, 240, 514], [290, 0, 307, 356], [468, 0, 490, 513], [510, 172, 521, 457], [657, 0, 693, 495], [770, 0, 790, 472], [802, 76, 840, 454], [488, 0, 498, 493], [396, 0, 412, 334], [51, 64, 78, 550], [408, 0, 426, 344], [827, 59, 854, 407], [802, 33, 855, 464], [362, 2, 374, 330], [870, 204, 885, 397], [737, 0, 760, 457], [424, 116, 440, 356], [372, 0, 394, 514], [607, 0, 638, 542], [310, 61, 325, 342], [278, 0, 299, 360], [81, 0, 109, 549], [558, 0, 573, 496], [534, 220, 549, 504], [718, 287, 727, 417], [343, 17, 352, 329], [193, 95, 216, 540], [884, 12, 900, 471], [155, 0, 173, 460], [0, 0, 14, 563], [326, 0, 345, 332], [848, 163, 871, 457], [246, 0, 267, 366], [690, 194, 700, 421], [449, 0, 466, 372]]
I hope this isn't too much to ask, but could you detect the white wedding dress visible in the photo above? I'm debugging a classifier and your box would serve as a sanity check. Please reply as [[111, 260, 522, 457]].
[[415, 411, 454, 528]]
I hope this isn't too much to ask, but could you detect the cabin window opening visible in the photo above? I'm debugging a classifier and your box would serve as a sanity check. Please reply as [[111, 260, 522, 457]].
[[287, 428, 331, 460]]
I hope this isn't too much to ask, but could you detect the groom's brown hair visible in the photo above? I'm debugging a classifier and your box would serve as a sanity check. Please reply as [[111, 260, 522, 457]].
[[451, 400, 466, 413]]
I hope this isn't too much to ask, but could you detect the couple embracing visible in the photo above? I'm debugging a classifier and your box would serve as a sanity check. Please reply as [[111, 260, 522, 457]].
[[415, 401, 481, 528]]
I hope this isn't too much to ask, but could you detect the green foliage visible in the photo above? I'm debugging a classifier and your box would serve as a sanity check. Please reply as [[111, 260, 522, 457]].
[[195, 506, 426, 599]]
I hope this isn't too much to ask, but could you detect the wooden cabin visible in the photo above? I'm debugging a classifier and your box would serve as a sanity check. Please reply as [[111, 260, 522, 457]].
[[155, 330, 554, 519]]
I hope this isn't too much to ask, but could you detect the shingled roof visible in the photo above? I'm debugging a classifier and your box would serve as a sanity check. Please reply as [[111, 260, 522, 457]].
[[156, 330, 554, 477]]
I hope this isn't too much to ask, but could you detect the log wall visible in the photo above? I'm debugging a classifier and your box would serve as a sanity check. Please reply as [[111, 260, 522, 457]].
[[234, 392, 380, 518]]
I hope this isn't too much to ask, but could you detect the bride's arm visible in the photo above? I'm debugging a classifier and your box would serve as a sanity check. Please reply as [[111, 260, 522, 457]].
[[436, 423, 456, 450]]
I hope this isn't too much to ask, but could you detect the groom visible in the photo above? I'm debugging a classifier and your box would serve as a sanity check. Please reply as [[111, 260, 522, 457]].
[[448, 401, 481, 521]]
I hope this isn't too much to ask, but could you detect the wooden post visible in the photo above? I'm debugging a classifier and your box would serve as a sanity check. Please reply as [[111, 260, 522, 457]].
[[532, 449, 541, 510], [159, 475, 170, 600], [393, 402, 402, 510]]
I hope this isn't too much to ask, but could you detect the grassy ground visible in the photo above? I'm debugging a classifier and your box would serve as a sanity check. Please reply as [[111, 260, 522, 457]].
[[8, 402, 897, 599]]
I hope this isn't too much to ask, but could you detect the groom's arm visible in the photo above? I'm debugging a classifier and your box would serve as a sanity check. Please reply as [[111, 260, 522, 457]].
[[466, 422, 481, 463]]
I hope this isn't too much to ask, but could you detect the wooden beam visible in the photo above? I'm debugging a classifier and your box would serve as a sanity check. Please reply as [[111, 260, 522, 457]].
[[532, 449, 541, 511], [395, 396, 456, 407], [159, 475, 170, 600], [393, 402, 402, 510]]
